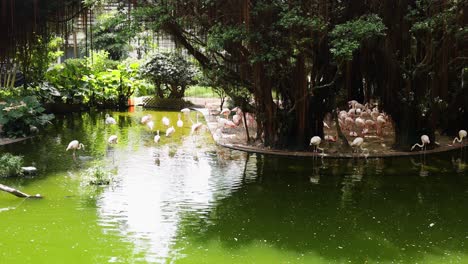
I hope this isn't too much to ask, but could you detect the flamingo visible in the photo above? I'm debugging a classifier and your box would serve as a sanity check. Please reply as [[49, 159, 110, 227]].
[[107, 135, 118, 163], [348, 100, 358, 109], [162, 116, 170, 127], [355, 117, 366, 134], [232, 114, 242, 126], [166, 126, 175, 137], [105, 114, 116, 125], [66, 140, 85, 159], [220, 108, 231, 118], [376, 115, 386, 136], [309, 136, 324, 154], [453, 130, 467, 144], [365, 119, 375, 130], [147, 120, 154, 131], [350, 137, 368, 157], [154, 130, 160, 143], [345, 117, 354, 131], [141, 114, 151, 124], [323, 121, 330, 129], [177, 114, 183, 128], [108, 135, 118, 144], [181, 108, 191, 115], [324, 135, 336, 142], [191, 113, 203, 133], [30, 125, 39, 133], [411, 135, 430, 151], [339, 110, 348, 119]]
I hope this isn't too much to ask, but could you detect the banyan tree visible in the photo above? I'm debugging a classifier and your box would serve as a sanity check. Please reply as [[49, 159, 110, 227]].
[[134, 0, 466, 150]]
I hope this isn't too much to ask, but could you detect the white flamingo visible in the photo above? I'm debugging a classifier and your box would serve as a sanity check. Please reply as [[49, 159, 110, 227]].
[[162, 116, 170, 127], [154, 130, 160, 143], [108, 135, 118, 144], [453, 130, 467, 144], [191, 113, 203, 133], [181, 108, 191, 115], [350, 137, 368, 157], [146, 120, 154, 131], [105, 114, 116, 125], [166, 126, 175, 137], [220, 108, 231, 118], [107, 135, 118, 163], [66, 140, 85, 159], [177, 114, 183, 128], [141, 114, 151, 124], [411, 135, 430, 151], [310, 136, 324, 154]]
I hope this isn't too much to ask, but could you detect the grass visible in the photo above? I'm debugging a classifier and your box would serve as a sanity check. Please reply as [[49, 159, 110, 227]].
[[184, 85, 217, 98]]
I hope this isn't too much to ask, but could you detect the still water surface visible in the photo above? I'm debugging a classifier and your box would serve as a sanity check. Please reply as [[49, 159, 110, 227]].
[[0, 109, 467, 263]]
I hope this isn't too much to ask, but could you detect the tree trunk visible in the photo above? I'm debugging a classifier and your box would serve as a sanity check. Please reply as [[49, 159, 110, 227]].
[[0, 184, 42, 198], [252, 62, 276, 147]]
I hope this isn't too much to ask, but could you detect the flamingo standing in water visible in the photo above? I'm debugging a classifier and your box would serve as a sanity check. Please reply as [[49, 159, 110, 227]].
[[411, 134, 430, 163], [177, 114, 183, 128], [141, 114, 151, 124], [166, 126, 175, 137], [350, 137, 369, 157], [105, 114, 116, 125], [310, 136, 324, 154], [107, 135, 118, 163], [154, 130, 160, 143], [108, 135, 118, 144], [146, 120, 154, 131], [181, 108, 191, 115], [191, 113, 203, 133], [66, 140, 85, 159], [162, 116, 170, 127]]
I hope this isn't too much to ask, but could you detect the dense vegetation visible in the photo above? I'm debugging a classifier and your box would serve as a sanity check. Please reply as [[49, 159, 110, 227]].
[[133, 0, 467, 150], [0, 153, 24, 177], [1, 0, 466, 151]]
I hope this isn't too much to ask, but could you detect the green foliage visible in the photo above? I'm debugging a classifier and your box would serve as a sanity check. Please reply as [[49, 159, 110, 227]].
[[184, 86, 216, 98], [44, 58, 90, 104], [83, 165, 113, 185], [15, 36, 64, 86], [206, 25, 247, 52], [330, 14, 386, 62], [142, 97, 192, 109], [141, 52, 198, 99], [0, 153, 24, 177], [93, 12, 134, 60], [40, 51, 143, 108], [0, 96, 54, 138]]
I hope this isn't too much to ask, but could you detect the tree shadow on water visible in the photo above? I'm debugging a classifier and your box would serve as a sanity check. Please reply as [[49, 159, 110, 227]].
[[179, 154, 468, 263]]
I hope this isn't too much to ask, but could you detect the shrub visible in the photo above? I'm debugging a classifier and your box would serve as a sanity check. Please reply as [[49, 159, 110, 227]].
[[142, 97, 193, 110], [141, 52, 198, 99], [84, 166, 113, 186], [0, 96, 54, 138], [0, 153, 24, 177]]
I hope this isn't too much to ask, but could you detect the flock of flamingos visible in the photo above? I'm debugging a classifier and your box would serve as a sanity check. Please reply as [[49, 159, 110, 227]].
[[65, 102, 466, 158]]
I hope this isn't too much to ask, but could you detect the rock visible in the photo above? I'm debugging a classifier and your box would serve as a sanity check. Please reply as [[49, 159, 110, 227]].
[[21, 166, 37, 174]]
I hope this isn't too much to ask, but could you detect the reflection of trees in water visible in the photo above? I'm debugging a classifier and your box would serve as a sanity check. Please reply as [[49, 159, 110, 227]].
[[176, 155, 468, 263]]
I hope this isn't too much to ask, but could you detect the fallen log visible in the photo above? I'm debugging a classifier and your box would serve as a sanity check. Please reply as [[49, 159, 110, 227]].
[[0, 184, 42, 199]]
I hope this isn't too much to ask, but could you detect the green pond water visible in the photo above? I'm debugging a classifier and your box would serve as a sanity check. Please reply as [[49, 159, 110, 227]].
[[1, 109, 467, 264]]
